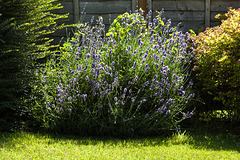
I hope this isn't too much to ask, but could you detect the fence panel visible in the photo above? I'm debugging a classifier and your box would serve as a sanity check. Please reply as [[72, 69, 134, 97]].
[[51, 0, 134, 43], [152, 0, 240, 32], [51, 0, 240, 41]]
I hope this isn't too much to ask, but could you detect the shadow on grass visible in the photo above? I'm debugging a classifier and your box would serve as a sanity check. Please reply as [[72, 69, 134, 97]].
[[0, 127, 239, 153]]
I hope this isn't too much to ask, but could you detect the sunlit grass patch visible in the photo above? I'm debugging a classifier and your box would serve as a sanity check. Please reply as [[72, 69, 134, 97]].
[[0, 131, 239, 159]]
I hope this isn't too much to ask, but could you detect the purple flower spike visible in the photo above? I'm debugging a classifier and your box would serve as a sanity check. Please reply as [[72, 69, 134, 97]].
[[68, 97, 72, 103], [47, 101, 50, 106], [85, 76, 89, 80], [138, 38, 142, 45], [87, 53, 91, 58], [132, 75, 138, 82], [84, 65, 88, 71], [92, 63, 96, 68], [124, 88, 127, 93], [166, 110, 171, 115], [129, 89, 132, 93], [78, 64, 82, 72], [145, 81, 149, 86], [131, 97, 135, 102], [132, 62, 137, 69], [157, 108, 161, 113]]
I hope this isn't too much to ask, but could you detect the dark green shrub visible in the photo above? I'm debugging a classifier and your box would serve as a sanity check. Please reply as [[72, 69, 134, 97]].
[[30, 11, 195, 136], [192, 8, 240, 120], [0, 0, 68, 131]]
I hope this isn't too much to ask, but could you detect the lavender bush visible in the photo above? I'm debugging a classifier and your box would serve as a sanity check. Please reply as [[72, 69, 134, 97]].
[[30, 10, 195, 136]]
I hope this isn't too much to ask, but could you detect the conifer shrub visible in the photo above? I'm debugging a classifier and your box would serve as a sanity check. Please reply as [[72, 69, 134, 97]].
[[192, 8, 240, 120], [0, 0, 67, 131]]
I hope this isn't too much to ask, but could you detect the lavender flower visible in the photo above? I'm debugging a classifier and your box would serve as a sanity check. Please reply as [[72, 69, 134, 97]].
[[138, 38, 142, 45], [145, 81, 149, 86], [68, 97, 72, 103], [87, 53, 91, 58], [132, 61, 137, 69], [92, 63, 96, 68], [77, 64, 82, 72], [129, 89, 132, 93], [105, 65, 109, 70], [131, 97, 135, 102], [132, 75, 138, 82], [84, 65, 88, 71], [85, 76, 89, 80]]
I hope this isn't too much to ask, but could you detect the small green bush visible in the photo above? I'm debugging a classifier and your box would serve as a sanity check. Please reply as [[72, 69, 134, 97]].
[[0, 0, 68, 131], [192, 8, 240, 120], [30, 10, 195, 136]]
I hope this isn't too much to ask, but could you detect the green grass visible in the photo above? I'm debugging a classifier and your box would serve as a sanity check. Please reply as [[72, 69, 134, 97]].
[[0, 131, 239, 160]]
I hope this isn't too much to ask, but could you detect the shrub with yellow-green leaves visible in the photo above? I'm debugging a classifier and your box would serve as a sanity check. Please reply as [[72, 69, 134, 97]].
[[192, 8, 240, 120]]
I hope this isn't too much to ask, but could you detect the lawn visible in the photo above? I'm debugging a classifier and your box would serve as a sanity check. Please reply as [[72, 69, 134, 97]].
[[0, 129, 239, 160]]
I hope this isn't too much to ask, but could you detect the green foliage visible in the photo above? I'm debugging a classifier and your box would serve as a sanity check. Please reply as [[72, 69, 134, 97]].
[[0, 0, 68, 131], [30, 11, 195, 136], [192, 8, 240, 120]]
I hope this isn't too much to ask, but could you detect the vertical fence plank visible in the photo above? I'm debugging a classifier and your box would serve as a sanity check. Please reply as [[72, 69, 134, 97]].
[[132, 0, 137, 12], [205, 0, 211, 28], [147, 0, 152, 12], [147, 0, 152, 22], [73, 0, 80, 23]]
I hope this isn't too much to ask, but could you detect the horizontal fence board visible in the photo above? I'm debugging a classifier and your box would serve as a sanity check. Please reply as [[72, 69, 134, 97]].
[[51, 27, 74, 37], [153, 0, 204, 11], [80, 1, 132, 14], [174, 21, 204, 32], [53, 2, 73, 14], [211, 0, 240, 12], [154, 11, 204, 21], [210, 11, 225, 21], [81, 14, 121, 25]]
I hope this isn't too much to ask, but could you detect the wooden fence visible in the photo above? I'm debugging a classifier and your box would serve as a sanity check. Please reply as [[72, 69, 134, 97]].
[[52, 0, 240, 43], [151, 0, 240, 32], [52, 0, 137, 43]]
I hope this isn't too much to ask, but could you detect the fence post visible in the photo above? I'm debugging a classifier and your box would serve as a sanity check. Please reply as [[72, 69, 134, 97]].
[[73, 0, 80, 24], [138, 0, 148, 17], [205, 0, 211, 28]]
